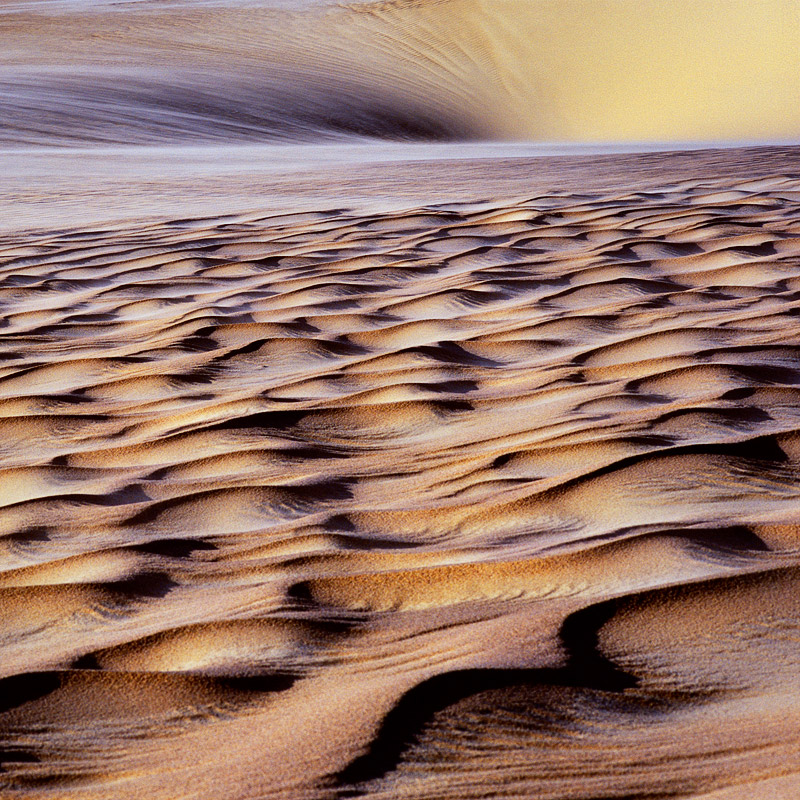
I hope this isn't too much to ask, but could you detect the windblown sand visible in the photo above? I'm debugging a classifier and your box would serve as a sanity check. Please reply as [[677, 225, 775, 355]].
[[2, 146, 800, 798]]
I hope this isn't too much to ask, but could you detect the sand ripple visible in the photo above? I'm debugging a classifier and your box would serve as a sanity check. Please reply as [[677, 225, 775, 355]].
[[2, 172, 800, 797]]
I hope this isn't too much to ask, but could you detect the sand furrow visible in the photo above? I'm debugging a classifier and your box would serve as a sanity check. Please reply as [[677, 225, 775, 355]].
[[2, 163, 800, 797]]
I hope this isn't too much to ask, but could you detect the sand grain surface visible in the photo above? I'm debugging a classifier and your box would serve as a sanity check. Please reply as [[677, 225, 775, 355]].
[[3, 155, 800, 798], [3, 0, 800, 795]]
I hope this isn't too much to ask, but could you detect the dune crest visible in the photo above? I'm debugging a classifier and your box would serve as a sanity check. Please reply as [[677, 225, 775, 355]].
[[1, 0, 799, 145]]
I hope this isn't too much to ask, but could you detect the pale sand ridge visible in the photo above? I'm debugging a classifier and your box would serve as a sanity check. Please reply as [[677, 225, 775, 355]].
[[2, 0, 799, 145]]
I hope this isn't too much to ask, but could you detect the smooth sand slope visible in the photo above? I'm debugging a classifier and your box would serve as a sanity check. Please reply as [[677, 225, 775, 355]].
[[2, 0, 799, 144], [2, 146, 800, 798]]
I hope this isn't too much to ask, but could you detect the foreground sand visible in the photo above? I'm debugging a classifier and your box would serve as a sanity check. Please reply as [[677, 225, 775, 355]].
[[2, 146, 800, 798]]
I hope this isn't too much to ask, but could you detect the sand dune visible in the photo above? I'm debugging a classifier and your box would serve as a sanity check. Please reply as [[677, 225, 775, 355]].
[[3, 0, 800, 793], [2, 0, 800, 145], [3, 156, 800, 797]]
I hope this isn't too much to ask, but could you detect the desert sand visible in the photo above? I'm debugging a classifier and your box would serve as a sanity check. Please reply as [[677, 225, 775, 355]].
[[2, 1, 800, 798]]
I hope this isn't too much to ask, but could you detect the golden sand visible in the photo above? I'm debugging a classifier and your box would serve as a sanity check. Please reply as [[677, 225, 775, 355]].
[[2, 147, 800, 797], [2, 0, 800, 795], [2, 0, 799, 145]]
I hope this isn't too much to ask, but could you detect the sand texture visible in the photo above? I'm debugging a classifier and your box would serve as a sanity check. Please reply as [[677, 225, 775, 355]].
[[3, 153, 800, 798], [3, 0, 800, 795], [2, 0, 800, 145]]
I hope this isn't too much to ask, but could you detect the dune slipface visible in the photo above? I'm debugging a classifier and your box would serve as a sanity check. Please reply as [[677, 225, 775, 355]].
[[2, 0, 800, 145], [2, 0, 800, 798]]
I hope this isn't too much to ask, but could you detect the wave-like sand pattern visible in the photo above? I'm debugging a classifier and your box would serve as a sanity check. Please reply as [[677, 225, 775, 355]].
[[2, 167, 800, 797]]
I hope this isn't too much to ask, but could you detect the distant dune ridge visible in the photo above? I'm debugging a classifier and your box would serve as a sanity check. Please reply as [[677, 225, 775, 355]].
[[1, 0, 800, 144], [3, 0, 800, 797]]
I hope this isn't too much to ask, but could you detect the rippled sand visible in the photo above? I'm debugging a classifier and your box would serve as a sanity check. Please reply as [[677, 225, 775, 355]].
[[3, 144, 800, 798], [3, 0, 800, 796]]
